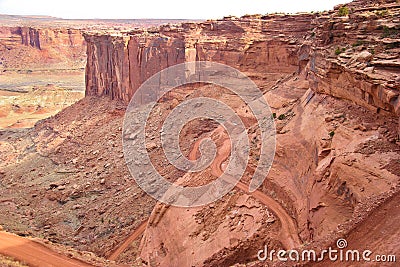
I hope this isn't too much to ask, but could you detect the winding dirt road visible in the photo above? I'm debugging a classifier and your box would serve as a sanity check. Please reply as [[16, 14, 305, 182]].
[[107, 220, 148, 261], [189, 128, 301, 249], [107, 126, 301, 261], [0, 231, 94, 267]]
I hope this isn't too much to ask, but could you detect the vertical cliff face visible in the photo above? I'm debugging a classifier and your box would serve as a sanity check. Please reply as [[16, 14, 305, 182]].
[[84, 14, 315, 101], [85, 34, 186, 102], [0, 26, 85, 50], [84, 1, 399, 119], [20, 27, 41, 49]]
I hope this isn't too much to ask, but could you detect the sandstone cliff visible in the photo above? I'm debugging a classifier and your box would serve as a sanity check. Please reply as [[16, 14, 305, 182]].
[[306, 0, 400, 116], [84, 13, 314, 101], [84, 1, 399, 120], [0, 26, 84, 50], [0, 26, 86, 69]]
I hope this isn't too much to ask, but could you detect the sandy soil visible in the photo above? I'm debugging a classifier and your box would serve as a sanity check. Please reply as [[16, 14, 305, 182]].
[[0, 70, 84, 129], [0, 231, 94, 267]]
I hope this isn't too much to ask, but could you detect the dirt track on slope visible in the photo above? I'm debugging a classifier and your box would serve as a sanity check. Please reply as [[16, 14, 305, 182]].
[[0, 231, 94, 267], [189, 127, 301, 249], [107, 220, 148, 261], [109, 125, 301, 261]]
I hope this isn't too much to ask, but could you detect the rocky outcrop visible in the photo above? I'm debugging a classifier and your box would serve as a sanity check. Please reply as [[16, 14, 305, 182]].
[[303, 0, 400, 117], [84, 0, 399, 120], [84, 13, 314, 101]]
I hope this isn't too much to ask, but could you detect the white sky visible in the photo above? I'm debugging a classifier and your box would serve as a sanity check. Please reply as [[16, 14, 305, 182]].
[[0, 0, 352, 19]]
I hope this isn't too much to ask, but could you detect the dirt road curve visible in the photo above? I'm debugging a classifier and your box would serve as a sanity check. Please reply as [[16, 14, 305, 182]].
[[107, 220, 148, 261], [108, 127, 301, 261], [189, 129, 301, 249], [0, 231, 94, 267]]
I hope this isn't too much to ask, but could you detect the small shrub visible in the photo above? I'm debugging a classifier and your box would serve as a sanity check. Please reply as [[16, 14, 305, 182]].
[[278, 114, 286, 120], [335, 47, 342, 55], [382, 26, 390, 38], [385, 43, 398, 50], [381, 26, 399, 38], [338, 6, 349, 16], [376, 9, 389, 17], [329, 131, 335, 138], [272, 113, 277, 119], [352, 40, 364, 47], [369, 48, 375, 54]]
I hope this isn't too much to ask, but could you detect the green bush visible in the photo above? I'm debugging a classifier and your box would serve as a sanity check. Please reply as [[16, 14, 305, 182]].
[[381, 26, 398, 38], [335, 47, 342, 55], [278, 114, 286, 120], [329, 131, 335, 138], [338, 6, 349, 16], [369, 48, 375, 54], [352, 40, 364, 47], [376, 9, 389, 17], [385, 43, 397, 50], [382, 26, 390, 38]]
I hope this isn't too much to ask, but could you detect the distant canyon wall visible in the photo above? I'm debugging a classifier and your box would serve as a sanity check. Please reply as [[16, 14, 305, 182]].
[[0, 26, 86, 69], [84, 0, 400, 117], [0, 26, 84, 50]]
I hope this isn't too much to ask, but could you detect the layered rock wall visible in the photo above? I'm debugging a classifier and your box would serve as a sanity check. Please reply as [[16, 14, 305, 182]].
[[0, 26, 86, 69], [304, 0, 400, 116], [84, 1, 400, 120], [85, 34, 186, 101], [84, 14, 315, 101], [0, 26, 84, 50]]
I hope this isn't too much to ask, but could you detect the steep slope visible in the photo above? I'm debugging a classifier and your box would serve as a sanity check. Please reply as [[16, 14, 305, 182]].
[[136, 77, 399, 266], [0, 96, 155, 259]]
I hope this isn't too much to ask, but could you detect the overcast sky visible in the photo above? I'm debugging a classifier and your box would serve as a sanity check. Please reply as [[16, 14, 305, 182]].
[[0, 0, 352, 19]]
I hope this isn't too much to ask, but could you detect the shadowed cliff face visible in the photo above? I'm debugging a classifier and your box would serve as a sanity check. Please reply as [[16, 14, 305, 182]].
[[20, 27, 41, 49]]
